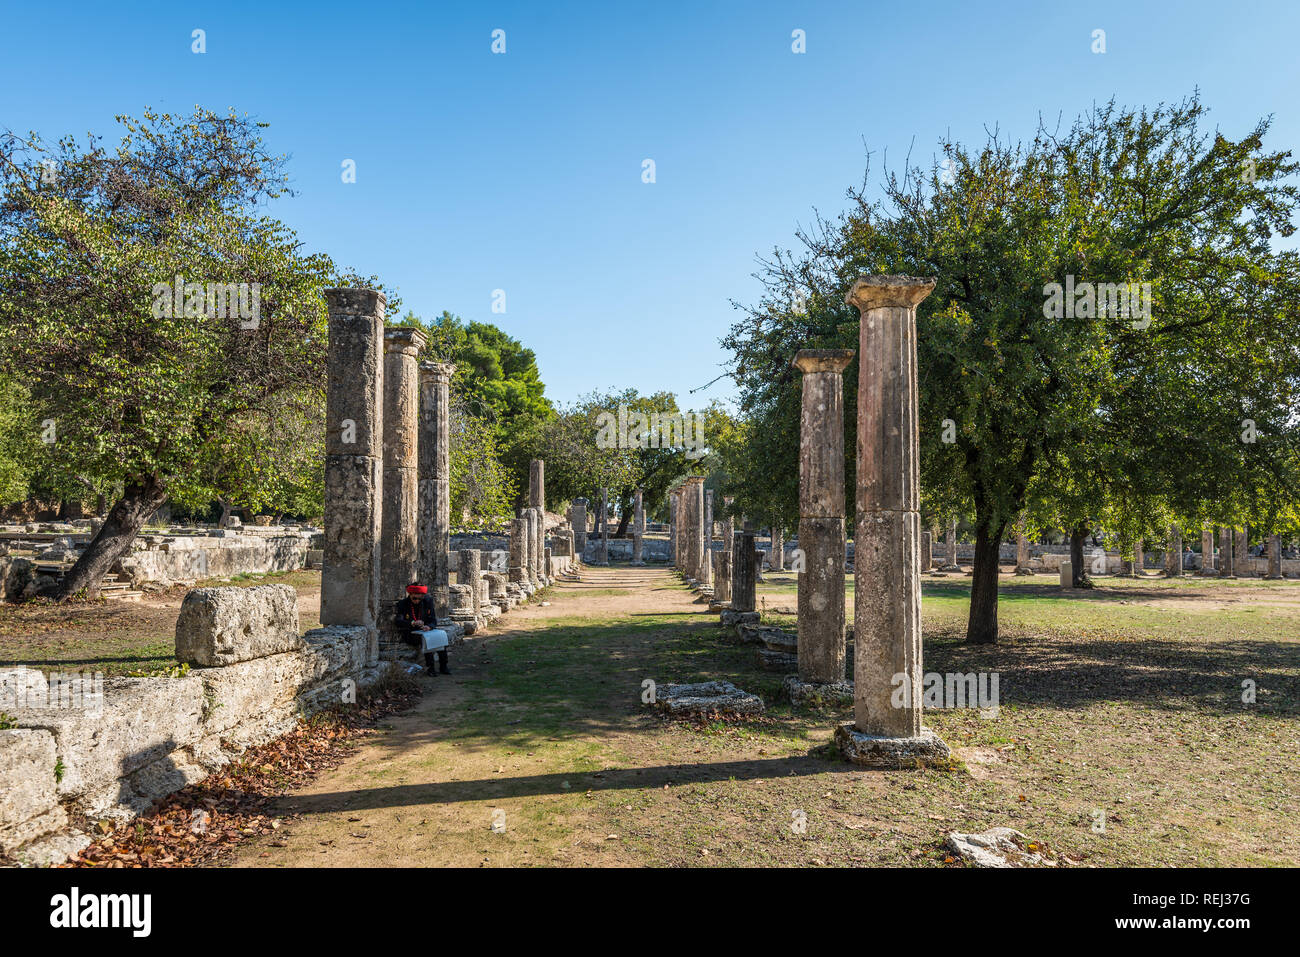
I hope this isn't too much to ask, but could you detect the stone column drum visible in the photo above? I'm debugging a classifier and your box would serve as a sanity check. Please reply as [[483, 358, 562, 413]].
[[792, 349, 854, 688], [922, 530, 933, 573], [321, 288, 385, 664], [771, 526, 785, 571], [380, 327, 426, 639], [1267, 533, 1282, 579], [1200, 526, 1216, 575], [572, 498, 588, 556], [840, 275, 949, 767], [1166, 525, 1183, 577], [418, 360, 455, 618]]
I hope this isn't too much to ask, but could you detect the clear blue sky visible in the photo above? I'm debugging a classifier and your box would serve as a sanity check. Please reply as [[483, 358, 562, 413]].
[[3, 0, 1297, 407]]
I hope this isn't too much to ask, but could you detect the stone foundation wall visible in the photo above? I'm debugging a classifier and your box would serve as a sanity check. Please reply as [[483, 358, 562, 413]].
[[116, 531, 318, 588], [0, 584, 376, 865]]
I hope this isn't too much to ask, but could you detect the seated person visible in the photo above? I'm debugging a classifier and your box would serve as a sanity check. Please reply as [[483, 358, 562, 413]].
[[395, 583, 450, 676]]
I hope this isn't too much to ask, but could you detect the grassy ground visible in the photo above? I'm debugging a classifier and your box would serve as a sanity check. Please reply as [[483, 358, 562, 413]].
[[225, 566, 1299, 868]]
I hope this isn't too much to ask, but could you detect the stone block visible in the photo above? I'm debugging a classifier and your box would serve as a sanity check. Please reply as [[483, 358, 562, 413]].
[[175, 584, 303, 666], [0, 729, 63, 852], [8, 676, 205, 802]]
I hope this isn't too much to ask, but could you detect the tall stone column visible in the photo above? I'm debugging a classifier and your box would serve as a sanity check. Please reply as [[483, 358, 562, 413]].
[[1014, 513, 1032, 575], [418, 361, 455, 618], [529, 460, 547, 585], [1199, 526, 1216, 575], [1165, 525, 1183, 577], [669, 491, 679, 568], [321, 289, 385, 665], [683, 476, 706, 582], [1219, 526, 1235, 578], [921, 530, 933, 573], [839, 275, 949, 767], [631, 488, 645, 565], [572, 498, 588, 559], [598, 488, 610, 565], [699, 484, 713, 586], [792, 349, 853, 689], [380, 327, 426, 642], [945, 518, 960, 570], [715, 496, 734, 602], [1235, 526, 1250, 577], [524, 509, 540, 585], [1267, 533, 1283, 579], [732, 530, 756, 613], [1132, 541, 1144, 576], [771, 526, 785, 571]]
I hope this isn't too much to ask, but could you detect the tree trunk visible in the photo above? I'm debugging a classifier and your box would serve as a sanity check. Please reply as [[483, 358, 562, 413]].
[[218, 498, 233, 528], [56, 475, 168, 600], [615, 495, 632, 538], [966, 520, 1005, 644], [1070, 523, 1089, 588]]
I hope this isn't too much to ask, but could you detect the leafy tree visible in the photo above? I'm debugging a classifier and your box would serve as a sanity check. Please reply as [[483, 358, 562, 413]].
[[0, 108, 363, 599]]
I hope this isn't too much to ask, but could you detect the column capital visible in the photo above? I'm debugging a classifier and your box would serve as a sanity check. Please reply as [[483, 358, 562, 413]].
[[384, 326, 426, 355], [419, 359, 456, 382], [845, 275, 936, 313], [324, 287, 386, 317], [792, 348, 855, 374], [683, 474, 706, 486]]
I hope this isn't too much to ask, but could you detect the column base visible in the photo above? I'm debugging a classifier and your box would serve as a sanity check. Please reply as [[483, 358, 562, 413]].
[[782, 676, 854, 707], [835, 724, 952, 769]]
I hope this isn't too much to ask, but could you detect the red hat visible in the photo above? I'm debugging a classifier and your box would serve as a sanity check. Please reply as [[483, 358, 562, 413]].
[[406, 584, 428, 595]]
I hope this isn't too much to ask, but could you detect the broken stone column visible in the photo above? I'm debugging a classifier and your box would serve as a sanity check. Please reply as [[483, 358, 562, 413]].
[[321, 289, 385, 664], [631, 488, 645, 565], [771, 525, 785, 571], [1132, 540, 1145, 576], [418, 360, 455, 618], [732, 530, 756, 613], [457, 549, 486, 618], [839, 275, 949, 767], [921, 530, 933, 573], [715, 497, 734, 603], [1235, 526, 1250, 577], [380, 326, 426, 642], [596, 489, 610, 565], [508, 515, 528, 588], [682, 477, 706, 582], [1267, 533, 1283, 579], [791, 349, 854, 691], [1199, 526, 1216, 575], [1165, 525, 1183, 577], [669, 491, 679, 568], [523, 509, 540, 585]]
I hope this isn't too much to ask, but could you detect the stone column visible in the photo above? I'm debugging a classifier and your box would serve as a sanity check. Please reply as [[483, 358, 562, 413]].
[[457, 549, 482, 614], [792, 349, 854, 689], [840, 275, 948, 766], [921, 530, 933, 573], [1267, 533, 1283, 579], [715, 497, 734, 603], [732, 530, 756, 613], [321, 289, 385, 664], [1235, 526, 1250, 577], [684, 477, 706, 582], [508, 515, 528, 586], [669, 491, 678, 568], [598, 488, 610, 565], [1199, 526, 1216, 575], [699, 484, 713, 586], [524, 509, 540, 585], [571, 498, 587, 559], [418, 361, 455, 618], [631, 489, 645, 565], [1014, 513, 1032, 575], [380, 327, 426, 640], [772, 525, 785, 571], [529, 460, 547, 585], [1219, 526, 1235, 578], [945, 518, 959, 570], [1165, 525, 1183, 577]]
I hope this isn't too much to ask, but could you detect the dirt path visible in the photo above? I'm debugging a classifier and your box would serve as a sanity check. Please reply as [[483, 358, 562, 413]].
[[231, 565, 714, 867]]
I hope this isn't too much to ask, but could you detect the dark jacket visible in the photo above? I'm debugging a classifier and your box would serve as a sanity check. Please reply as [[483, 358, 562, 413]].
[[394, 595, 436, 634]]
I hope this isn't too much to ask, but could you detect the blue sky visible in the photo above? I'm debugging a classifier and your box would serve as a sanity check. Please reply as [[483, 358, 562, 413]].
[[2, 0, 1297, 407]]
